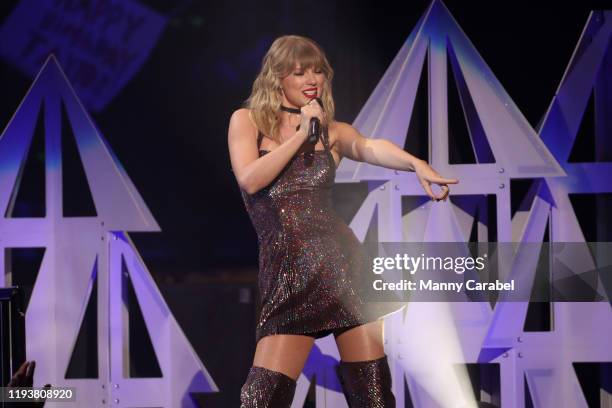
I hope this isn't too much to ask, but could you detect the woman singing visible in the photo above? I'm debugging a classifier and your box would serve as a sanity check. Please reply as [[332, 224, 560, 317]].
[[228, 35, 458, 407]]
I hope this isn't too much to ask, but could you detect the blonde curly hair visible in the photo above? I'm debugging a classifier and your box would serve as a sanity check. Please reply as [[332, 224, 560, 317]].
[[246, 35, 335, 143]]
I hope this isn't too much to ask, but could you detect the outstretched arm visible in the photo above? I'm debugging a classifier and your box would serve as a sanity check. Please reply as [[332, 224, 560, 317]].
[[333, 122, 459, 201]]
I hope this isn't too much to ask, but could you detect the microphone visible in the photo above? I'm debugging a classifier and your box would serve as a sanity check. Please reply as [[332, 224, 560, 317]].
[[307, 98, 323, 144]]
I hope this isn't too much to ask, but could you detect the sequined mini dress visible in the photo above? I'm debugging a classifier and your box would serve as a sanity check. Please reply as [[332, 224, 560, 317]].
[[241, 130, 391, 343]]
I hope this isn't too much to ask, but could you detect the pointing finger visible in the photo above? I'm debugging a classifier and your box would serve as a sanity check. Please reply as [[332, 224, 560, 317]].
[[432, 177, 459, 185]]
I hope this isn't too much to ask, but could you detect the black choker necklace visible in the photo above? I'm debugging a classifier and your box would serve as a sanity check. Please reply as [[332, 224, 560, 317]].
[[280, 105, 301, 114]]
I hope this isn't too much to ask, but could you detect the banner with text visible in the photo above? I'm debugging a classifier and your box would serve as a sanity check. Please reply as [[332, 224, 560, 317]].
[[0, 0, 166, 111]]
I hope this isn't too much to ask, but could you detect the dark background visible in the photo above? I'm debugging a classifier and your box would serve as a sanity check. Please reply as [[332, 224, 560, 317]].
[[1, 0, 609, 276], [1, 1, 610, 406]]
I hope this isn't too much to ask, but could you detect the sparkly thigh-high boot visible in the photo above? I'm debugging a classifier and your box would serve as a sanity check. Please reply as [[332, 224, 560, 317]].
[[240, 366, 297, 407], [336, 355, 396, 407]]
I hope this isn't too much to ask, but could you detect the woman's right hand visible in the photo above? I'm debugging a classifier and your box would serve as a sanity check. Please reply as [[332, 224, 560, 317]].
[[299, 99, 324, 132]]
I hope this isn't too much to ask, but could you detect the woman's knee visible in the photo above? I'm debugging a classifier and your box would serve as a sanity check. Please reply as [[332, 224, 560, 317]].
[[334, 321, 386, 362], [252, 334, 315, 379]]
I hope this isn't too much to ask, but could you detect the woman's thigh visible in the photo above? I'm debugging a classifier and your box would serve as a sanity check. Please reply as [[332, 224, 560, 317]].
[[253, 334, 315, 380], [334, 320, 385, 362]]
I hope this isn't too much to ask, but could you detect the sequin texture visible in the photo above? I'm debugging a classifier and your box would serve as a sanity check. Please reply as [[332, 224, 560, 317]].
[[240, 130, 396, 343], [336, 356, 396, 407], [240, 366, 296, 407]]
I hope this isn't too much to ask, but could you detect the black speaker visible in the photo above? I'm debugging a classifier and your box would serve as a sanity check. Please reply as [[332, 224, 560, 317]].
[[0, 287, 26, 387]]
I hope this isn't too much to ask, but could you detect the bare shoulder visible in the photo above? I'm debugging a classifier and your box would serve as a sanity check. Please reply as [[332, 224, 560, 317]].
[[329, 120, 352, 132], [228, 108, 258, 141], [328, 121, 358, 143], [229, 108, 255, 128]]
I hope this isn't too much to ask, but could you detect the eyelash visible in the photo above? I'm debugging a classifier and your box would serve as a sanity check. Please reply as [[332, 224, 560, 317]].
[[294, 71, 322, 76]]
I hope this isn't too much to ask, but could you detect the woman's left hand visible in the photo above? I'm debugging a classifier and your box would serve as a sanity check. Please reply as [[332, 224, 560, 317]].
[[413, 160, 459, 201]]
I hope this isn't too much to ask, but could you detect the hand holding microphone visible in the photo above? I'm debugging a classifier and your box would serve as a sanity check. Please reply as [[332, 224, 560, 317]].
[[299, 98, 324, 144]]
